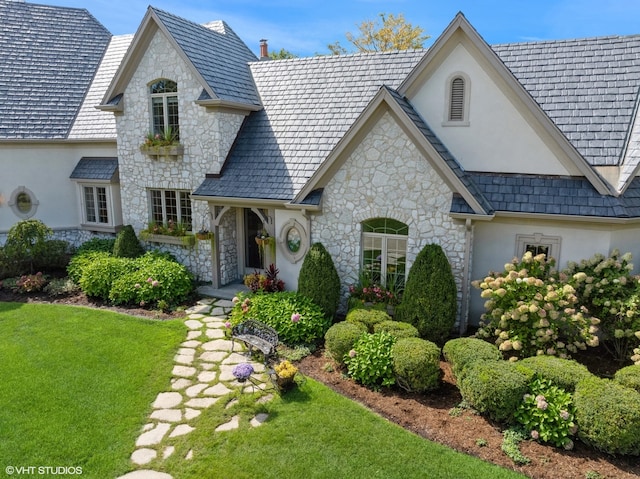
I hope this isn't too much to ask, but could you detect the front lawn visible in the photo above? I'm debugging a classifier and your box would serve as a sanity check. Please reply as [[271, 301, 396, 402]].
[[0, 303, 185, 478]]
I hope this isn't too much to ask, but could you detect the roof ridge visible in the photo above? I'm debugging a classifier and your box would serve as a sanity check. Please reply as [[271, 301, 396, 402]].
[[492, 32, 640, 48]]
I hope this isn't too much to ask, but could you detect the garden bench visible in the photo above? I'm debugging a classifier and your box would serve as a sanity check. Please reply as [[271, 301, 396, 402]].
[[231, 319, 278, 364]]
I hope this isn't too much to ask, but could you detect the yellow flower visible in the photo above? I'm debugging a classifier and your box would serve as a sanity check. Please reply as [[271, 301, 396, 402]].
[[275, 360, 298, 379]]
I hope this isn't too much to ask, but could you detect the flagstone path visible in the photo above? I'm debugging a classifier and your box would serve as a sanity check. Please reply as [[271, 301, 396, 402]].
[[116, 299, 275, 479]]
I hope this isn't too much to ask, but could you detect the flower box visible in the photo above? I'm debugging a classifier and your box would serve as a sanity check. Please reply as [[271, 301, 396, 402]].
[[140, 233, 195, 247], [139, 144, 184, 160]]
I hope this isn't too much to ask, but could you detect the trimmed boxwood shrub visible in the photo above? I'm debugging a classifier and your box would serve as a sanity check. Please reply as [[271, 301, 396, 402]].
[[574, 376, 640, 455], [614, 365, 640, 393], [113, 225, 145, 258], [395, 243, 457, 344], [297, 243, 341, 320], [516, 355, 593, 392], [76, 237, 116, 255], [79, 256, 135, 300], [392, 337, 441, 392], [374, 320, 419, 339], [346, 308, 391, 333], [458, 360, 533, 423], [229, 292, 330, 345], [109, 256, 194, 307], [442, 337, 502, 381], [324, 321, 367, 364]]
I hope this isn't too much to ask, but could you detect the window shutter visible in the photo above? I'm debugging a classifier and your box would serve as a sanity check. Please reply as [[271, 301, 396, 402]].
[[449, 77, 465, 121]]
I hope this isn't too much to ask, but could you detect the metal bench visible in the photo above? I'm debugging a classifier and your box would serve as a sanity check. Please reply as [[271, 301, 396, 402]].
[[231, 319, 278, 364]]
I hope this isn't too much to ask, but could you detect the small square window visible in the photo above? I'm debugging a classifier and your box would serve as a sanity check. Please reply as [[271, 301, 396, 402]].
[[516, 233, 561, 261]]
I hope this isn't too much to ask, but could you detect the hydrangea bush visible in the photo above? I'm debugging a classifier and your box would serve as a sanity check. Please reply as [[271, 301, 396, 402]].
[[565, 250, 640, 362], [474, 252, 599, 359], [514, 377, 577, 449]]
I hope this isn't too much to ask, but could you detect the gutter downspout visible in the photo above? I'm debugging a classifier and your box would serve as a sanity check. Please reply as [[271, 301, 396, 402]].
[[459, 218, 473, 336]]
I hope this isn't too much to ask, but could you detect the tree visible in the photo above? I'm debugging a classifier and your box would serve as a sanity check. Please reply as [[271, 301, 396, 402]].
[[269, 48, 297, 60], [328, 13, 429, 55], [297, 243, 341, 320]]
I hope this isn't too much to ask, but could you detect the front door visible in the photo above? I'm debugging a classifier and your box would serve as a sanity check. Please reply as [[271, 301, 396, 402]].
[[244, 209, 263, 271]]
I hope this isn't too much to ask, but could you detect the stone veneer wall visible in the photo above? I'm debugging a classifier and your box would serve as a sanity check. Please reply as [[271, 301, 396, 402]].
[[113, 30, 245, 284], [311, 112, 468, 323], [218, 208, 239, 285]]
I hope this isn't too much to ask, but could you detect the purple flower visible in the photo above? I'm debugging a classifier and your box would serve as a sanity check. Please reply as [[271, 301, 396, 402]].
[[291, 313, 301, 323], [224, 321, 231, 329], [232, 363, 254, 381], [151, 280, 160, 287]]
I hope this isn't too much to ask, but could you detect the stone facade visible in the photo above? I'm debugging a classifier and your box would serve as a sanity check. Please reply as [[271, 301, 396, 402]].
[[113, 29, 245, 283], [217, 208, 238, 285], [311, 112, 468, 321]]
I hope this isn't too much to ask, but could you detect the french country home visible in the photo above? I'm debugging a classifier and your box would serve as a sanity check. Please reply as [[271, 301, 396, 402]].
[[3, 0, 640, 331]]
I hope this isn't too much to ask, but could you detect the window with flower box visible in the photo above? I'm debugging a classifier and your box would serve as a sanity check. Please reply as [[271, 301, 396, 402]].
[[361, 218, 408, 290], [149, 189, 192, 231], [150, 79, 179, 139]]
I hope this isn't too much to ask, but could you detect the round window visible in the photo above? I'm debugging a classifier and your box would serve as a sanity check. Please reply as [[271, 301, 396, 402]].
[[286, 226, 301, 253], [9, 186, 39, 219], [16, 192, 32, 214], [279, 219, 308, 263]]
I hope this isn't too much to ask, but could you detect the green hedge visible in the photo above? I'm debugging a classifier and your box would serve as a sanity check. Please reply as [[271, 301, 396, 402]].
[[373, 320, 419, 340], [458, 360, 533, 423], [574, 376, 640, 455], [346, 308, 391, 333], [297, 243, 341, 320], [442, 337, 502, 381], [516, 355, 593, 392], [614, 365, 640, 393], [324, 321, 367, 365], [392, 337, 441, 392]]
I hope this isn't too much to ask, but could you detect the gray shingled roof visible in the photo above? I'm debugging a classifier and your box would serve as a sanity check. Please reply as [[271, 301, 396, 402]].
[[450, 172, 640, 218], [493, 35, 640, 168], [193, 50, 425, 200], [69, 157, 118, 181], [0, 0, 111, 139], [152, 8, 260, 107], [69, 34, 132, 140]]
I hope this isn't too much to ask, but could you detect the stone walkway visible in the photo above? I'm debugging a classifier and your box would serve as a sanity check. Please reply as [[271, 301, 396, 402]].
[[116, 299, 275, 479]]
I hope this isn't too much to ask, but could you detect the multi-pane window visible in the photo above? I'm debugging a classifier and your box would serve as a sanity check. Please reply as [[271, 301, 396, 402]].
[[361, 218, 408, 291], [149, 189, 192, 229], [150, 79, 179, 139], [516, 233, 561, 261], [83, 186, 109, 224]]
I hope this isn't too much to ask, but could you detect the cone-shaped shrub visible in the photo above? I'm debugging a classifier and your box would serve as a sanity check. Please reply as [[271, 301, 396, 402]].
[[298, 243, 341, 320], [395, 243, 457, 344], [113, 225, 144, 258]]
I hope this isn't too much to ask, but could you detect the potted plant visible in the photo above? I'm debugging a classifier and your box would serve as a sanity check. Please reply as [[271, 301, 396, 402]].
[[196, 229, 213, 240], [139, 127, 183, 159], [274, 360, 298, 390], [232, 363, 254, 383]]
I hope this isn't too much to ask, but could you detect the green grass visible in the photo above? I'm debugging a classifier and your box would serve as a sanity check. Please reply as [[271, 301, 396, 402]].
[[0, 302, 524, 479], [0, 302, 185, 479], [160, 380, 525, 479]]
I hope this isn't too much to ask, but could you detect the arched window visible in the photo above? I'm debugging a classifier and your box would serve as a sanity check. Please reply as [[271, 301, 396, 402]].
[[361, 218, 408, 291], [444, 73, 470, 125], [149, 79, 179, 140]]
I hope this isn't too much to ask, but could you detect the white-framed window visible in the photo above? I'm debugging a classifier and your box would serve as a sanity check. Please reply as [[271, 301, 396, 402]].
[[361, 218, 408, 290], [443, 72, 470, 126], [83, 186, 109, 224], [149, 79, 179, 139], [515, 233, 561, 261], [149, 189, 192, 230]]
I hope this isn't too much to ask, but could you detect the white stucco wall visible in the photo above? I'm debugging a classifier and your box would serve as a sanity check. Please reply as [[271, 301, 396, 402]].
[[275, 209, 309, 291], [311, 111, 467, 318], [0, 142, 116, 233], [468, 218, 640, 325], [410, 42, 576, 176]]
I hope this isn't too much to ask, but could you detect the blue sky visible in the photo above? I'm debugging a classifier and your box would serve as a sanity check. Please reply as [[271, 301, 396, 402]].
[[36, 0, 640, 57]]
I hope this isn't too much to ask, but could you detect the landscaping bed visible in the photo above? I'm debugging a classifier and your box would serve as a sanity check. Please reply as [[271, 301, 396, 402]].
[[299, 348, 639, 479]]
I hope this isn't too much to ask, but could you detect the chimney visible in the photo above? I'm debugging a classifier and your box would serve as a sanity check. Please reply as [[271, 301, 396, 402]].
[[260, 39, 269, 60]]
